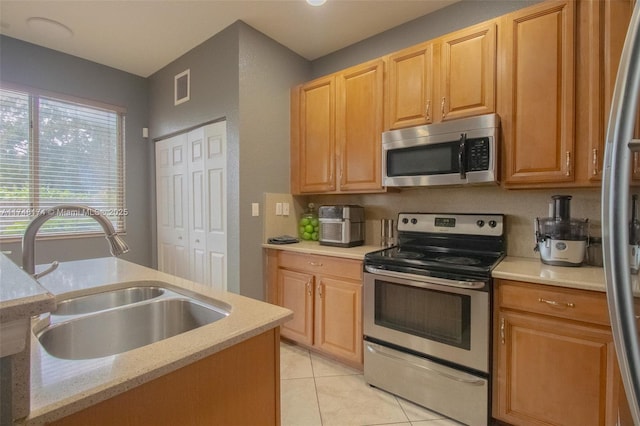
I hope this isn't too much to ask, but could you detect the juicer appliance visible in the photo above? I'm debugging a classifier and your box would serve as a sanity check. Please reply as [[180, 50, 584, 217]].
[[535, 195, 589, 266]]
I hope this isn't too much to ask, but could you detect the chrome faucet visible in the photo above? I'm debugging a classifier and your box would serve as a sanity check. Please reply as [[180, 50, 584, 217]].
[[22, 204, 129, 279]]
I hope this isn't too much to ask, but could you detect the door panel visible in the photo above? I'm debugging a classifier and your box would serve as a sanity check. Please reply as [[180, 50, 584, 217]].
[[278, 269, 314, 345]]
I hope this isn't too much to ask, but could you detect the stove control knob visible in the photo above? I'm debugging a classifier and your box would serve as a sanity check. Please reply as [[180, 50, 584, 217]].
[[476, 220, 485, 228], [411, 218, 418, 225], [402, 218, 409, 224], [488, 220, 497, 228]]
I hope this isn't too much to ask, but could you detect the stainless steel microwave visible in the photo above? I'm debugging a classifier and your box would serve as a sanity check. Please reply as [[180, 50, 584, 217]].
[[382, 113, 500, 187]]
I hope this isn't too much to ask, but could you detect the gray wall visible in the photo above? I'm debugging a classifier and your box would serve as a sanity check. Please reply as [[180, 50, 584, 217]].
[[0, 35, 152, 268], [148, 21, 309, 298]]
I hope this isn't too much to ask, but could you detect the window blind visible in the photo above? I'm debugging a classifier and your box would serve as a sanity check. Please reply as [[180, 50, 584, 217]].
[[0, 88, 126, 239]]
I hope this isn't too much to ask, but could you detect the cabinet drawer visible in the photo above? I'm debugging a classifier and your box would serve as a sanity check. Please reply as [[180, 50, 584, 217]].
[[278, 251, 362, 281], [497, 279, 609, 326]]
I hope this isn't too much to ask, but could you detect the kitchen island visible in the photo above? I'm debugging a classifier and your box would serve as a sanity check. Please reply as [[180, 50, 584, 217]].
[[16, 257, 292, 425]]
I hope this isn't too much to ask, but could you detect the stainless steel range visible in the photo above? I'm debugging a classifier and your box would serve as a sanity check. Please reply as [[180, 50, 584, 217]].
[[363, 213, 505, 426]]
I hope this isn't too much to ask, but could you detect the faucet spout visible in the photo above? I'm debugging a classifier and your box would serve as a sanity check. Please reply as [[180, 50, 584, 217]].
[[21, 204, 129, 276]]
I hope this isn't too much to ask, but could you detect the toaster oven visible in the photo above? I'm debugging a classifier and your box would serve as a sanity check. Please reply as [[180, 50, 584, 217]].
[[318, 205, 365, 247]]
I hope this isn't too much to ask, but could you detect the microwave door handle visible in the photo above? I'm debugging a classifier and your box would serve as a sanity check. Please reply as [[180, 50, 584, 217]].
[[458, 133, 467, 180]]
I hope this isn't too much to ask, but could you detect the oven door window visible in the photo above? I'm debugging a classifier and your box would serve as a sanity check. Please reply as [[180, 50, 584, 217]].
[[374, 280, 471, 350]]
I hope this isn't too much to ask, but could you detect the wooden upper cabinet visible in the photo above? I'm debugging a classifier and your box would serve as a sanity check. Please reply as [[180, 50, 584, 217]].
[[440, 21, 496, 122], [576, 0, 634, 183], [336, 59, 385, 192], [385, 21, 496, 130], [499, 0, 576, 186], [386, 42, 435, 129], [291, 59, 385, 194], [297, 75, 336, 193]]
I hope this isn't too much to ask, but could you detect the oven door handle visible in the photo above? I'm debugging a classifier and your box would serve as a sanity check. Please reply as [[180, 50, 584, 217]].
[[365, 342, 486, 386], [364, 265, 487, 289]]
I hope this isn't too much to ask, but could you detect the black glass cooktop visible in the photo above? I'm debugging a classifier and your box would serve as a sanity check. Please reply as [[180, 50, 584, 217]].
[[364, 244, 504, 278]]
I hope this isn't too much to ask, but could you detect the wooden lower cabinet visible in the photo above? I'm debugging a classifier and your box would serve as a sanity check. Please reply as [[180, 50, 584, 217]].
[[51, 329, 281, 426], [268, 250, 363, 367], [493, 279, 622, 426]]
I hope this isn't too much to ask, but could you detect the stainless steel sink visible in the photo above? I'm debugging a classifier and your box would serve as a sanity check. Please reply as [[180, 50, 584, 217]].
[[53, 286, 165, 315], [37, 290, 229, 360]]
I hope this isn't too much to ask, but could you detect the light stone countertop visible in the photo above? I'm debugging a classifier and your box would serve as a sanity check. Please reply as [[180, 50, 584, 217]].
[[262, 240, 383, 260], [262, 243, 640, 295], [0, 254, 55, 322], [20, 257, 292, 425], [492, 256, 640, 295], [492, 256, 608, 292]]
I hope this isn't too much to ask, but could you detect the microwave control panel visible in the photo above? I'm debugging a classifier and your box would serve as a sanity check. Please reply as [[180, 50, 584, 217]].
[[467, 137, 490, 171]]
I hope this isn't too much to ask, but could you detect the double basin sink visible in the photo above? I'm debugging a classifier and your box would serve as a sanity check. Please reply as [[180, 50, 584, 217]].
[[35, 283, 230, 360]]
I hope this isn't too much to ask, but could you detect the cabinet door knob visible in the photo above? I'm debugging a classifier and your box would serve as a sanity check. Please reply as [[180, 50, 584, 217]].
[[426, 100, 431, 121], [500, 317, 505, 344], [592, 149, 599, 176], [441, 97, 446, 119], [565, 151, 571, 177]]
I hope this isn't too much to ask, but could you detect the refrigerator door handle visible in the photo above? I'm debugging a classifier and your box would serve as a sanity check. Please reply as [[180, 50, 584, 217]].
[[603, 1, 640, 424]]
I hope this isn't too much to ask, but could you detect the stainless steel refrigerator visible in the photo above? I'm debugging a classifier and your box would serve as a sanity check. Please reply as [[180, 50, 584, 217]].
[[603, 0, 640, 424]]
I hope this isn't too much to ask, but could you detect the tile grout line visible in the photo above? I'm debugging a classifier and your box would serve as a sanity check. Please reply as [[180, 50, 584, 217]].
[[309, 349, 325, 426]]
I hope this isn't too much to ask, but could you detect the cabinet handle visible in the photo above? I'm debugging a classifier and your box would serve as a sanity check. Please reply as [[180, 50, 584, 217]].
[[538, 297, 575, 308], [500, 318, 505, 344], [308, 261, 323, 267], [592, 149, 599, 176], [426, 100, 431, 121], [565, 151, 571, 177], [317, 283, 323, 298], [635, 153, 640, 174], [441, 97, 446, 119], [306, 280, 312, 296]]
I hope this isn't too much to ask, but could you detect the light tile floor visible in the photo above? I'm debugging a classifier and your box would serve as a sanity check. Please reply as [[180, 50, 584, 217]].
[[280, 340, 464, 426]]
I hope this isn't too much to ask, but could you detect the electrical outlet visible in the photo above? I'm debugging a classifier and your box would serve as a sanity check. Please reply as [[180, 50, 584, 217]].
[[252, 203, 259, 217], [282, 202, 290, 216], [275, 203, 283, 216]]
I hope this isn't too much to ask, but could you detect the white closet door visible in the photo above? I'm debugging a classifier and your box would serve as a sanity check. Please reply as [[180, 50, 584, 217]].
[[187, 126, 207, 285], [155, 134, 190, 279], [203, 121, 227, 291]]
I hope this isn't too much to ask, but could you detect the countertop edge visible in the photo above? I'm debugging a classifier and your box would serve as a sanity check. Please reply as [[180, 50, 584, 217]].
[[262, 241, 380, 260]]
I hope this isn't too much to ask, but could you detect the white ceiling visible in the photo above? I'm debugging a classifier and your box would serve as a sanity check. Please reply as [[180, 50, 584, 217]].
[[0, 0, 459, 78]]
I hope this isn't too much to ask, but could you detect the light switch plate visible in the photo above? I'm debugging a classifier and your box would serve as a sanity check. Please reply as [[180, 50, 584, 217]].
[[252, 203, 259, 217], [282, 202, 290, 216], [276, 203, 283, 216]]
